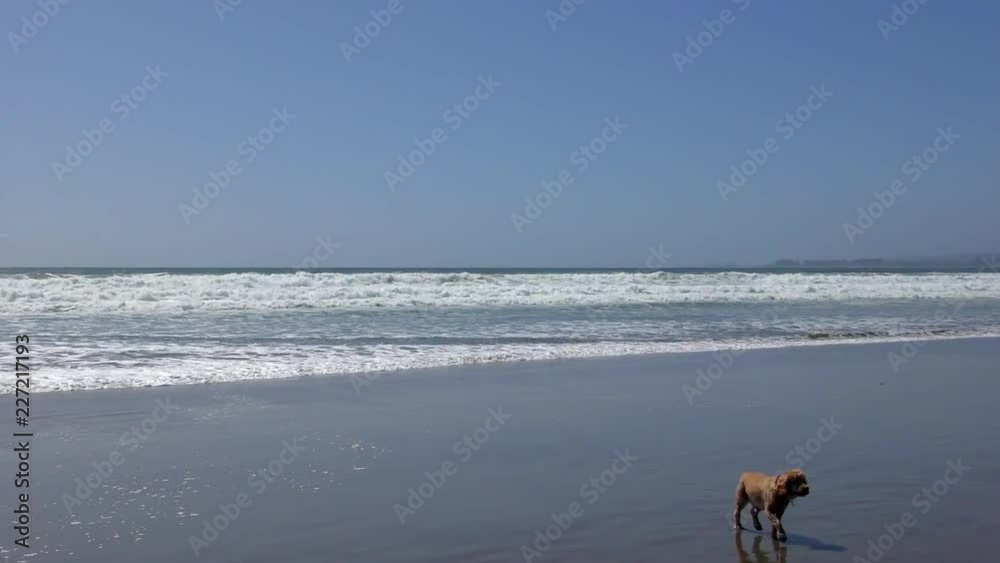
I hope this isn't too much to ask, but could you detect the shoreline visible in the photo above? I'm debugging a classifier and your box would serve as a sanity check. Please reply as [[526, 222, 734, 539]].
[[27, 333, 1000, 396]]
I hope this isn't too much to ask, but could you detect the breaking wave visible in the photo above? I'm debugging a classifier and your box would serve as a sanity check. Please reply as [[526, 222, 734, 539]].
[[3, 271, 999, 314]]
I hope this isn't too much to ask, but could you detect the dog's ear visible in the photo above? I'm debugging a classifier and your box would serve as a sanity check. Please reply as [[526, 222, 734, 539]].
[[774, 471, 792, 498]]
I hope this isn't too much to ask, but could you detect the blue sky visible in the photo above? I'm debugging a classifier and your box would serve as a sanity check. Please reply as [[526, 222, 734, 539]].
[[1, 0, 997, 267]]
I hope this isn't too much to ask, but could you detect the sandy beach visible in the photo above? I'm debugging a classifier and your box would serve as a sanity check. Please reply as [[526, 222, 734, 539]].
[[7, 337, 999, 562]]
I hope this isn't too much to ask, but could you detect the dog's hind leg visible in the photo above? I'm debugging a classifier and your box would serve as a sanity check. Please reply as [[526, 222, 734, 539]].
[[733, 484, 749, 530], [750, 507, 763, 531]]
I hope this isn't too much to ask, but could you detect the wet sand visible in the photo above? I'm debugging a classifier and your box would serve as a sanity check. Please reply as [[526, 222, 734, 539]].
[[6, 337, 1000, 562]]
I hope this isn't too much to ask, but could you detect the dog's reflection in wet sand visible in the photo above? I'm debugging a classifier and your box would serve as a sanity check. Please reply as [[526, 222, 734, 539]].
[[735, 532, 787, 563]]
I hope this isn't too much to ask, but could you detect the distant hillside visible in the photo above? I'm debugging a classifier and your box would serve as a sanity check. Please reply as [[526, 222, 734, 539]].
[[769, 254, 997, 270]]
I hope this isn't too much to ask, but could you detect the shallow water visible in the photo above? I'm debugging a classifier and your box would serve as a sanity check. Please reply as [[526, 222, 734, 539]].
[[4, 269, 1000, 391]]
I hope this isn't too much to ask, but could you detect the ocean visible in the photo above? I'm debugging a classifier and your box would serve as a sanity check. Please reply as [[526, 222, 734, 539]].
[[4, 268, 1000, 392]]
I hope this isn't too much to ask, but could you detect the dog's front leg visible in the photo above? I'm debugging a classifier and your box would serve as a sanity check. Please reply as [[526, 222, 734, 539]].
[[764, 510, 786, 542]]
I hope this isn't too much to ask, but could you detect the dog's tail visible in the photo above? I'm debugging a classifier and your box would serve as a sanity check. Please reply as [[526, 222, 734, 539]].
[[734, 474, 749, 503]]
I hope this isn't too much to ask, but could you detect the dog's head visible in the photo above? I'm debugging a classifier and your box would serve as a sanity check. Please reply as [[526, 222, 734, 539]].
[[775, 469, 810, 498]]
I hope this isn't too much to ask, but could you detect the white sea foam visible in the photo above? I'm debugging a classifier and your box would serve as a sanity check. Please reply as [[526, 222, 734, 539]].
[[10, 271, 1000, 393], [31, 331, 999, 393], [3, 271, 999, 314]]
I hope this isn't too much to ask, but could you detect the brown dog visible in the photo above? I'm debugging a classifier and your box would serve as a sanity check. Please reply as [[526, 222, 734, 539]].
[[733, 469, 810, 541]]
